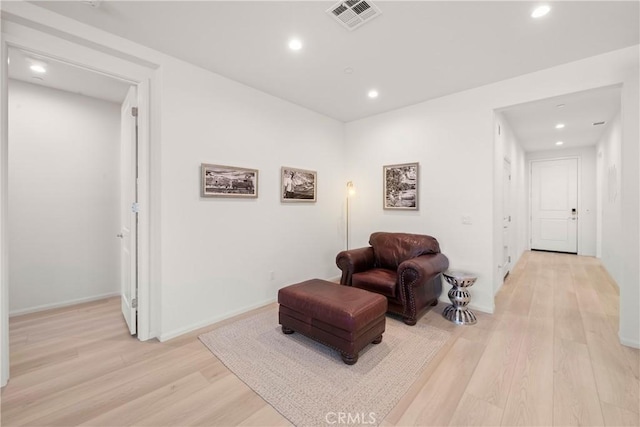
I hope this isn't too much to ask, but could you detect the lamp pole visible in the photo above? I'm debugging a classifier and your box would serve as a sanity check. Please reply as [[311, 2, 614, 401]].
[[346, 181, 354, 250]]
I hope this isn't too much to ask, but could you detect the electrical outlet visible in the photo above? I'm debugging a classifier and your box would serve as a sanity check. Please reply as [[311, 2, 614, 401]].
[[462, 215, 472, 225]]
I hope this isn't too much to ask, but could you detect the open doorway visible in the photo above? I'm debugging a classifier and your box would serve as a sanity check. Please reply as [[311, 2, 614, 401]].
[[500, 85, 621, 258], [1, 20, 156, 389], [7, 46, 135, 315], [493, 85, 622, 299], [5, 46, 139, 373]]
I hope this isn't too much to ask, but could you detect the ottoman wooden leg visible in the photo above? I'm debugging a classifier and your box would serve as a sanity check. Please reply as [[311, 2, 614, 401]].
[[372, 335, 383, 344], [341, 353, 358, 365], [281, 326, 294, 334]]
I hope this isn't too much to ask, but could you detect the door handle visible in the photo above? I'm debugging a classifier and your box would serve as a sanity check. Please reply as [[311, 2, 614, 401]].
[[117, 233, 124, 238]]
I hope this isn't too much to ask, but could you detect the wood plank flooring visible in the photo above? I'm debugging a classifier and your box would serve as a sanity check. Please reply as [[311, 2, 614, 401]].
[[2, 251, 638, 426]]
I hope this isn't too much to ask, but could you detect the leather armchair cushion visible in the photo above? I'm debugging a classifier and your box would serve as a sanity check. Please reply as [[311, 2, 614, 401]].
[[370, 232, 441, 270], [352, 268, 397, 298]]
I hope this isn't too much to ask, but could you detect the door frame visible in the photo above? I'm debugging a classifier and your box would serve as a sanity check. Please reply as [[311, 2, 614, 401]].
[[1, 19, 159, 387], [528, 156, 581, 254], [502, 157, 512, 277], [120, 86, 139, 336]]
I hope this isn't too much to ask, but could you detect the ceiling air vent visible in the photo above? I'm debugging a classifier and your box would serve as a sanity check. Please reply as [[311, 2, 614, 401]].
[[327, 0, 382, 31]]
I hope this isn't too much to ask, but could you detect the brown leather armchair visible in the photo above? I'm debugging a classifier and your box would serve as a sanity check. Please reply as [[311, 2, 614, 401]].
[[336, 232, 449, 325]]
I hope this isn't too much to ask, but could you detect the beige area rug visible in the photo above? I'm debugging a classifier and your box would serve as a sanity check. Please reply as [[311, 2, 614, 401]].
[[199, 307, 450, 427]]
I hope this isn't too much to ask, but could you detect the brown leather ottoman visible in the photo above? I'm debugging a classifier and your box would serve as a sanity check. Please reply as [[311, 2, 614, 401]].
[[278, 279, 387, 365]]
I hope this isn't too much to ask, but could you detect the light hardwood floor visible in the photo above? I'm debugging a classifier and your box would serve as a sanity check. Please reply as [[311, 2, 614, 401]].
[[2, 251, 638, 426]]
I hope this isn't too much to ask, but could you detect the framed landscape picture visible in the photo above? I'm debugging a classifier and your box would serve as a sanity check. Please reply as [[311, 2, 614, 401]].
[[201, 163, 258, 198], [281, 167, 317, 202], [383, 162, 419, 210]]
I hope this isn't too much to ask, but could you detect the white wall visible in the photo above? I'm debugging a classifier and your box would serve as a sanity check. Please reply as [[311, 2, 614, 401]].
[[346, 94, 496, 313], [526, 146, 598, 257], [511, 134, 528, 267], [158, 59, 345, 340], [1, 14, 10, 387], [345, 46, 639, 320], [8, 80, 121, 315], [495, 113, 527, 293], [619, 71, 639, 348], [596, 111, 622, 283]]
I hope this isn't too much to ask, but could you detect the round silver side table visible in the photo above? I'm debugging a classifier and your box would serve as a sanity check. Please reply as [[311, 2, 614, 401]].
[[442, 270, 477, 325]]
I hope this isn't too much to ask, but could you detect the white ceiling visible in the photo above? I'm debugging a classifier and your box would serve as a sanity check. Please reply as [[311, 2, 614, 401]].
[[28, 1, 639, 123], [8, 46, 131, 104], [8, 1, 635, 153], [500, 86, 622, 152]]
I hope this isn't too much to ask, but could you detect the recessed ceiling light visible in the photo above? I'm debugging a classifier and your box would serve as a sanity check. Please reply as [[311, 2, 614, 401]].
[[30, 64, 47, 73], [556, 103, 565, 108], [368, 89, 379, 99], [344, 67, 354, 74], [556, 141, 564, 146], [555, 123, 565, 129], [531, 5, 551, 18], [288, 39, 303, 51]]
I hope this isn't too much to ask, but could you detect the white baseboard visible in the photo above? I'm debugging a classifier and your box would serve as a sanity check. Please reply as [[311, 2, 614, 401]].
[[159, 275, 346, 341], [437, 296, 494, 314], [619, 334, 640, 349], [158, 297, 277, 342], [469, 302, 495, 314], [9, 292, 120, 317]]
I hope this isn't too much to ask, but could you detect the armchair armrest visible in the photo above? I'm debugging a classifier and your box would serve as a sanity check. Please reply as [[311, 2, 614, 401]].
[[398, 253, 449, 287], [336, 247, 375, 285], [397, 253, 449, 324]]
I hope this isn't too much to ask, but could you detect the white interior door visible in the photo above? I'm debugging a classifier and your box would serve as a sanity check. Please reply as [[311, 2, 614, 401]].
[[120, 87, 137, 335], [502, 159, 512, 277], [531, 158, 578, 253]]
